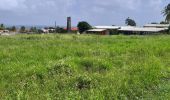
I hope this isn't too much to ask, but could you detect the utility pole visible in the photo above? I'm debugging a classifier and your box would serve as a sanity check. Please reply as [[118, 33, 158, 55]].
[[55, 21, 57, 33]]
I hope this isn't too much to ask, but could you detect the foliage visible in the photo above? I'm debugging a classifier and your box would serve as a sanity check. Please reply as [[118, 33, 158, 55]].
[[160, 21, 169, 24], [0, 24, 5, 30], [162, 3, 170, 23], [0, 34, 170, 99], [30, 27, 38, 33], [77, 21, 92, 33], [168, 25, 170, 34], [1, 25, 16, 32], [11, 26, 17, 32], [125, 17, 136, 26], [20, 26, 26, 33], [54, 27, 67, 33]]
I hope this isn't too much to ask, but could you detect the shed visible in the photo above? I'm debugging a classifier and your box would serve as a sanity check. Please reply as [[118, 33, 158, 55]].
[[64, 27, 78, 31], [86, 29, 109, 35]]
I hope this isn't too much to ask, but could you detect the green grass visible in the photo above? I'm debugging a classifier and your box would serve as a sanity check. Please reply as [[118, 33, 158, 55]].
[[0, 34, 170, 100]]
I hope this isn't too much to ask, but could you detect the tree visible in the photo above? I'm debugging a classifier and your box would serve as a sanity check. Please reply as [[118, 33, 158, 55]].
[[0, 24, 5, 30], [11, 26, 16, 32], [160, 21, 169, 24], [6, 26, 16, 32], [168, 25, 170, 34], [20, 26, 26, 33], [125, 17, 136, 26], [30, 27, 37, 33], [162, 3, 170, 23], [55, 27, 67, 33], [77, 21, 92, 33]]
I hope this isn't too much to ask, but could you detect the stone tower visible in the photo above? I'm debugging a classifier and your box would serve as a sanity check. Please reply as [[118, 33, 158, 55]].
[[67, 17, 71, 33]]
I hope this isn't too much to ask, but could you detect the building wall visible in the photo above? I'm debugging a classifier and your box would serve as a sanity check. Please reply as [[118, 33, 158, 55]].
[[86, 30, 109, 35]]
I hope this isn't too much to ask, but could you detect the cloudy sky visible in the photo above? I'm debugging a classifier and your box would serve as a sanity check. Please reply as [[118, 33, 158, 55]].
[[0, 0, 169, 26]]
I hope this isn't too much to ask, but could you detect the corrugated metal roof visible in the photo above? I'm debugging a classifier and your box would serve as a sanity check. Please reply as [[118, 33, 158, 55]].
[[118, 26, 167, 32], [87, 29, 107, 32], [92, 25, 168, 32], [144, 24, 169, 27], [94, 26, 120, 29]]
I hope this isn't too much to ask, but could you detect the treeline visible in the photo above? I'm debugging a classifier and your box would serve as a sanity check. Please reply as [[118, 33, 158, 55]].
[[18, 26, 69, 34], [0, 24, 17, 32], [0, 24, 71, 34]]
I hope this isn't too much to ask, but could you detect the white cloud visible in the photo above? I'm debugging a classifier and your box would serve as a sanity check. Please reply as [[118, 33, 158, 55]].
[[0, 0, 26, 10]]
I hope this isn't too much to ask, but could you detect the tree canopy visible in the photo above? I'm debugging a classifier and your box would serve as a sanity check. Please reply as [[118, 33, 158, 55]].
[[11, 26, 17, 32], [125, 17, 136, 26], [20, 26, 26, 33], [168, 25, 170, 34], [77, 21, 92, 33], [30, 27, 38, 33], [0, 24, 5, 30], [162, 3, 170, 23], [160, 21, 169, 24], [7, 26, 16, 32]]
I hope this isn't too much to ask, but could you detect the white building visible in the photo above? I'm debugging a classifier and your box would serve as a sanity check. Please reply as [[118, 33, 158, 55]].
[[118, 26, 167, 32], [144, 24, 169, 28], [87, 25, 168, 35]]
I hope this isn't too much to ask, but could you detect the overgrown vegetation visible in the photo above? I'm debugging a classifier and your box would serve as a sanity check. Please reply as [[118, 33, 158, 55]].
[[0, 34, 170, 99], [77, 21, 92, 33]]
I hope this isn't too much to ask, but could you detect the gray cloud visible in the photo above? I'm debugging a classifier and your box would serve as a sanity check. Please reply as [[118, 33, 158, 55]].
[[0, 0, 169, 26]]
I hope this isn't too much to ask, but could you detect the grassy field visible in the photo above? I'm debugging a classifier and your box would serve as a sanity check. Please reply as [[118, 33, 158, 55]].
[[0, 34, 170, 100]]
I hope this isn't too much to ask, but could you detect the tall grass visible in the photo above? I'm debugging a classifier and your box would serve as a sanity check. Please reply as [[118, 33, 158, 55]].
[[0, 34, 170, 99]]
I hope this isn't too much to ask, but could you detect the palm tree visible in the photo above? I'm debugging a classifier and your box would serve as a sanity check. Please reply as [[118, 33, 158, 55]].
[[162, 4, 170, 23]]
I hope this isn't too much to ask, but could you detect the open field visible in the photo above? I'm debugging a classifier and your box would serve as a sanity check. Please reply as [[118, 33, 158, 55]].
[[0, 34, 170, 99]]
